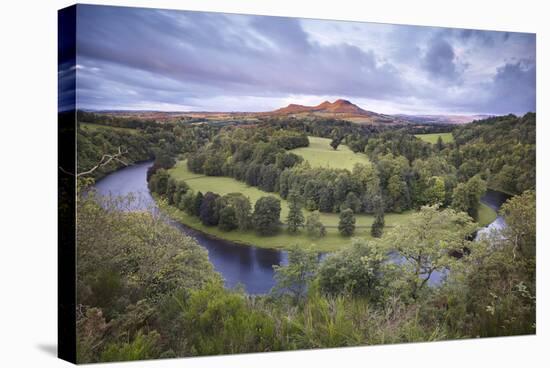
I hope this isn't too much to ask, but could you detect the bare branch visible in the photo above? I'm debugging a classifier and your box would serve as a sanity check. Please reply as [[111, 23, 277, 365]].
[[59, 147, 129, 177]]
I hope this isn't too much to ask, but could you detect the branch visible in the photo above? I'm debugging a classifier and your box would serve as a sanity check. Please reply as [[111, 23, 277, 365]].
[[59, 147, 129, 177]]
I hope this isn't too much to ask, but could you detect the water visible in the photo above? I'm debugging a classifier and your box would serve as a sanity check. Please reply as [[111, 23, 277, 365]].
[[94, 161, 509, 293], [94, 161, 287, 294], [476, 189, 512, 240]]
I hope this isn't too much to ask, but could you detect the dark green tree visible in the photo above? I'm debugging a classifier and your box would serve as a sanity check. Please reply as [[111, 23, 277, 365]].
[[192, 191, 204, 217], [436, 135, 444, 151], [286, 190, 305, 233], [451, 175, 487, 220], [199, 192, 220, 226], [218, 206, 238, 231], [338, 209, 356, 236], [330, 137, 342, 150], [371, 210, 385, 238], [253, 196, 281, 235]]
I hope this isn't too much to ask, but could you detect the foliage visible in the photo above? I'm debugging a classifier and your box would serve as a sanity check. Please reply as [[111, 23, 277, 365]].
[[305, 211, 326, 238], [273, 246, 319, 301], [318, 240, 386, 302], [199, 192, 221, 226], [76, 192, 220, 363], [451, 175, 487, 220], [338, 209, 356, 236], [500, 190, 536, 259], [253, 196, 282, 235], [286, 190, 305, 233], [383, 205, 477, 299], [370, 210, 384, 238]]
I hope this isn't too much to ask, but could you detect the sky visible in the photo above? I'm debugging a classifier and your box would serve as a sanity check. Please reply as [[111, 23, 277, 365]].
[[68, 4, 536, 115]]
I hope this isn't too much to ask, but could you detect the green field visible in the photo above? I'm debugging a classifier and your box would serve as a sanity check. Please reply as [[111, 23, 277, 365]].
[[478, 202, 498, 226], [167, 159, 496, 251], [415, 132, 454, 144], [291, 136, 371, 170], [80, 122, 138, 134]]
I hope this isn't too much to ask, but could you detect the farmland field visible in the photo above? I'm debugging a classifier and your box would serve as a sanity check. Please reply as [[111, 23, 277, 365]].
[[415, 132, 454, 144], [291, 136, 371, 170]]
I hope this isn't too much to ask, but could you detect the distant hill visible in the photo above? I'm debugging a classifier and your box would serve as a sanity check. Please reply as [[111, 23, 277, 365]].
[[272, 99, 372, 115], [268, 99, 407, 125]]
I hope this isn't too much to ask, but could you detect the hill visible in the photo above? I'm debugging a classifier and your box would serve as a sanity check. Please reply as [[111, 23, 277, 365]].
[[268, 99, 406, 124]]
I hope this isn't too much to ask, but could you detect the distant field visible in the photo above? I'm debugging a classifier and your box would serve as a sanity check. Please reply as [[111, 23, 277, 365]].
[[291, 136, 371, 171], [414, 132, 454, 144], [80, 122, 138, 134]]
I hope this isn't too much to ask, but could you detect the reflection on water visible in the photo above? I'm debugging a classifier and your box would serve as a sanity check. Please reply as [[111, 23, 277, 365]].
[[94, 161, 510, 293]]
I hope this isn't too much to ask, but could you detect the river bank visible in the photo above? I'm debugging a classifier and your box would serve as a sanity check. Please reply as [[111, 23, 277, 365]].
[[94, 160, 507, 294]]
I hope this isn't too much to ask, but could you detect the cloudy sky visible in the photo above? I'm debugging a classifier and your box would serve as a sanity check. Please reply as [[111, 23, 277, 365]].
[[71, 4, 536, 115]]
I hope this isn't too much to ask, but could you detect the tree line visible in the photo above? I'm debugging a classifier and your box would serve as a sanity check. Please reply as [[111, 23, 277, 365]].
[[148, 169, 370, 237]]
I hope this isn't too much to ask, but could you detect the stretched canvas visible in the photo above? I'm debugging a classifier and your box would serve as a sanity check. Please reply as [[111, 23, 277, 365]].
[[58, 4, 536, 364]]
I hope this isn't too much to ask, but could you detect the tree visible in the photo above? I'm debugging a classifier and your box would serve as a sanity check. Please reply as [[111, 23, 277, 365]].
[[384, 205, 476, 299], [424, 176, 446, 205], [222, 193, 252, 231], [165, 178, 178, 204], [253, 196, 281, 235], [192, 191, 204, 217], [305, 211, 326, 238], [318, 240, 386, 300], [452, 175, 487, 220], [203, 154, 224, 176], [338, 209, 356, 236], [259, 164, 280, 192], [387, 174, 409, 212], [341, 192, 361, 213], [436, 135, 444, 151], [172, 181, 189, 207], [371, 210, 384, 238], [273, 246, 318, 302], [286, 190, 305, 233], [179, 190, 195, 214], [199, 192, 221, 226], [318, 187, 334, 212], [330, 137, 342, 150], [218, 206, 238, 231], [275, 152, 303, 170], [443, 191, 536, 337], [500, 190, 536, 259], [149, 169, 170, 195]]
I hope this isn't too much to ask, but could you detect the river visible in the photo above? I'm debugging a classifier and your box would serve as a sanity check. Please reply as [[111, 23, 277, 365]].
[[94, 161, 287, 294], [94, 160, 509, 294]]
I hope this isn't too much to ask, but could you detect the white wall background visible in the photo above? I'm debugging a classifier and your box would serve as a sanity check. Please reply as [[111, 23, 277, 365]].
[[0, 0, 547, 366]]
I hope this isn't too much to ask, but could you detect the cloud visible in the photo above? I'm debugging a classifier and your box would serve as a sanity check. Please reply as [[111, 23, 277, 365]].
[[486, 61, 536, 114], [422, 37, 466, 83], [73, 4, 536, 115]]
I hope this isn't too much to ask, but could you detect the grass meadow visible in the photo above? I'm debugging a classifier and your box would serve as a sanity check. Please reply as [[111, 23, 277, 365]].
[[414, 132, 454, 144]]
